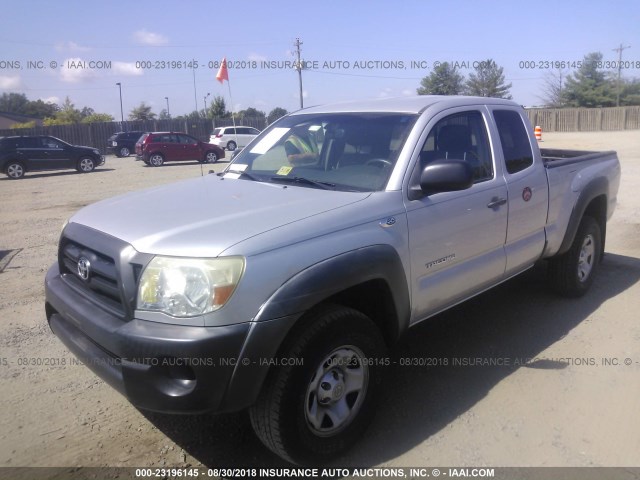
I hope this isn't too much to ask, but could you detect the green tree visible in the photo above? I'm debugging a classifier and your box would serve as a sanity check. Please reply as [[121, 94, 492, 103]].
[[158, 109, 171, 120], [0, 93, 29, 113], [10, 121, 37, 129], [24, 99, 59, 119], [209, 95, 228, 118], [267, 107, 288, 124], [465, 59, 512, 99], [129, 102, 156, 121], [417, 62, 464, 95], [81, 113, 114, 123], [563, 52, 616, 107], [236, 107, 266, 122], [43, 96, 82, 125], [619, 78, 640, 106]]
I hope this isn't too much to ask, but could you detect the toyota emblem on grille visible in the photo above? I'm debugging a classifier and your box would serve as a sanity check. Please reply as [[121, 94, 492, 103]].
[[77, 257, 91, 281]]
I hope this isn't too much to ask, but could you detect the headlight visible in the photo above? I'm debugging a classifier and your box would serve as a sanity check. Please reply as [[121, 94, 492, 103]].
[[137, 256, 244, 317]]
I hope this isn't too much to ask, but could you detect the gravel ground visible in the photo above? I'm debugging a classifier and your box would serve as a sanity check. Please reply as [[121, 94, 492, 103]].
[[0, 132, 639, 471]]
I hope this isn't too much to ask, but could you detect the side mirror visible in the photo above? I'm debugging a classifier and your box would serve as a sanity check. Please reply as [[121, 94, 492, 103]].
[[410, 159, 474, 199]]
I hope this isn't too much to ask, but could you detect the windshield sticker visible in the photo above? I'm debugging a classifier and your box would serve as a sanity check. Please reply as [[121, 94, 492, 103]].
[[276, 166, 293, 176], [250, 127, 290, 154], [224, 172, 241, 179], [232, 164, 248, 171]]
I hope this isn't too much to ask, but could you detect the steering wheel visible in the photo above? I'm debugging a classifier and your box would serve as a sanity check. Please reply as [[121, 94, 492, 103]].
[[365, 158, 393, 168]]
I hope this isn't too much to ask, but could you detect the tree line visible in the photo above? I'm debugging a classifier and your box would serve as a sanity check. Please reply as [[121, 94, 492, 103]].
[[130, 96, 289, 125], [0, 93, 289, 129], [416, 52, 640, 107]]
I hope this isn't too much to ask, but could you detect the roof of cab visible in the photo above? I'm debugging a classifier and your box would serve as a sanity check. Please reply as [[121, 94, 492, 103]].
[[292, 95, 520, 115]]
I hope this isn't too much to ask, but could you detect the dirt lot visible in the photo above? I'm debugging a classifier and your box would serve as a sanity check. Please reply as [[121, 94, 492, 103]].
[[0, 132, 639, 471]]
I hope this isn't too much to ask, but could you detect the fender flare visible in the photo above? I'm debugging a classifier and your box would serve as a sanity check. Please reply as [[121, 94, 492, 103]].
[[557, 176, 608, 256], [219, 245, 411, 411], [255, 244, 410, 333]]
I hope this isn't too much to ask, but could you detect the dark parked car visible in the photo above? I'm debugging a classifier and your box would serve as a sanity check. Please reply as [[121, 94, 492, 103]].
[[0, 135, 105, 179], [135, 132, 225, 166], [106, 131, 145, 157]]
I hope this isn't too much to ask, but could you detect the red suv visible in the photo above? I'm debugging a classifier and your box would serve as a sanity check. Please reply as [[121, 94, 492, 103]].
[[135, 132, 225, 166]]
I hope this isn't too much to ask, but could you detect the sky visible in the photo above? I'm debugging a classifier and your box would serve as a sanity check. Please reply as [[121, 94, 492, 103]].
[[1, 0, 639, 118]]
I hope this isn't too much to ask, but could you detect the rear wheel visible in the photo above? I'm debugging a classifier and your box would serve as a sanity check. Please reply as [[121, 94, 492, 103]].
[[149, 153, 164, 167], [226, 141, 237, 152], [6, 161, 25, 179], [77, 157, 95, 173], [119, 146, 130, 157], [250, 304, 386, 464], [548, 215, 601, 297]]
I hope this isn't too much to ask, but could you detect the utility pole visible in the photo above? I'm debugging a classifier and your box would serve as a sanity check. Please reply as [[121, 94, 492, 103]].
[[613, 43, 631, 107], [204, 93, 211, 118], [294, 38, 304, 109]]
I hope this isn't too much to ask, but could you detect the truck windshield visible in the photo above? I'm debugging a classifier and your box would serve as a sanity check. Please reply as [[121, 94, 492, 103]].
[[226, 112, 417, 192]]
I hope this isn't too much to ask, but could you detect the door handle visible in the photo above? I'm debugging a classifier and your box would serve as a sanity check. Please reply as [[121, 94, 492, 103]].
[[487, 197, 507, 209]]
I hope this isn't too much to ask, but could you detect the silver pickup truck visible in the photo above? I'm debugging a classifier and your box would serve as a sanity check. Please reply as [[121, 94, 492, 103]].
[[45, 96, 620, 464]]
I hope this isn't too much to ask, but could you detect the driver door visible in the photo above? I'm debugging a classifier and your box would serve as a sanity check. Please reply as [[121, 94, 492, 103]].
[[405, 108, 508, 322]]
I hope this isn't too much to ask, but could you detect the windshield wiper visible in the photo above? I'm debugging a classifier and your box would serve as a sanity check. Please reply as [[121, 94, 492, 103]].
[[269, 176, 336, 190], [219, 169, 261, 181]]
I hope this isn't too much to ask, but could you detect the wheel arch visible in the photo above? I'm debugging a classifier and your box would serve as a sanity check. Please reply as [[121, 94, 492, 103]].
[[557, 177, 608, 257], [219, 245, 409, 412], [255, 244, 410, 345]]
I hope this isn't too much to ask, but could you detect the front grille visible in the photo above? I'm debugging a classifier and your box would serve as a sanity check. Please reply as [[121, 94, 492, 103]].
[[60, 238, 126, 318], [57, 223, 154, 321]]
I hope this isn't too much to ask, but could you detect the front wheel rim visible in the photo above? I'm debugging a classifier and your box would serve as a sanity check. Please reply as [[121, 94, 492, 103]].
[[80, 159, 94, 171], [304, 345, 369, 437], [206, 152, 217, 162], [8, 164, 23, 178], [577, 234, 595, 282], [150, 155, 162, 166]]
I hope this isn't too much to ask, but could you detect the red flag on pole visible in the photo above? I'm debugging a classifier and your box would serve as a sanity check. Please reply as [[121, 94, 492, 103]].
[[216, 57, 229, 84]]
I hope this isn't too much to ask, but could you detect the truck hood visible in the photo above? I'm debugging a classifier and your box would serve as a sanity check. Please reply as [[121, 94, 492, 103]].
[[70, 175, 370, 257]]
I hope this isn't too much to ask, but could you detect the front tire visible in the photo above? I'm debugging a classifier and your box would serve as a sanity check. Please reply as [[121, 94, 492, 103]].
[[6, 161, 25, 179], [77, 157, 95, 173], [548, 215, 601, 297], [250, 305, 386, 464]]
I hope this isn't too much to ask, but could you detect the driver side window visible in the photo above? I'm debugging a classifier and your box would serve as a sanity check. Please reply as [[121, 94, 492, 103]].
[[420, 111, 493, 183]]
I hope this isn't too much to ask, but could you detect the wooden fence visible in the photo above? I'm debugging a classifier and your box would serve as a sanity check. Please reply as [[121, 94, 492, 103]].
[[525, 106, 640, 132], [2, 108, 637, 152], [0, 117, 268, 154]]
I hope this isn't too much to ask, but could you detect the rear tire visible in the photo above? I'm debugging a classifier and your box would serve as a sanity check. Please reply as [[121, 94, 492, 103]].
[[6, 161, 25, 179], [203, 151, 218, 163], [548, 215, 601, 297], [250, 304, 386, 465], [227, 141, 237, 152], [119, 146, 130, 157], [149, 153, 164, 167]]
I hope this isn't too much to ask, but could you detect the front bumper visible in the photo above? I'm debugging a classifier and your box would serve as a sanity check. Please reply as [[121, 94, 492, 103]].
[[45, 264, 296, 414]]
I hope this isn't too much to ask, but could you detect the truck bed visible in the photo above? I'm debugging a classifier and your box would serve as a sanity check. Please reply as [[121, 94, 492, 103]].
[[541, 148, 617, 168]]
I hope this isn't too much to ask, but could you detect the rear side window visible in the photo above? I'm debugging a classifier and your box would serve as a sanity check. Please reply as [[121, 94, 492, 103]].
[[493, 110, 534, 174], [223, 128, 236, 135], [212, 128, 222, 136], [151, 134, 175, 143]]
